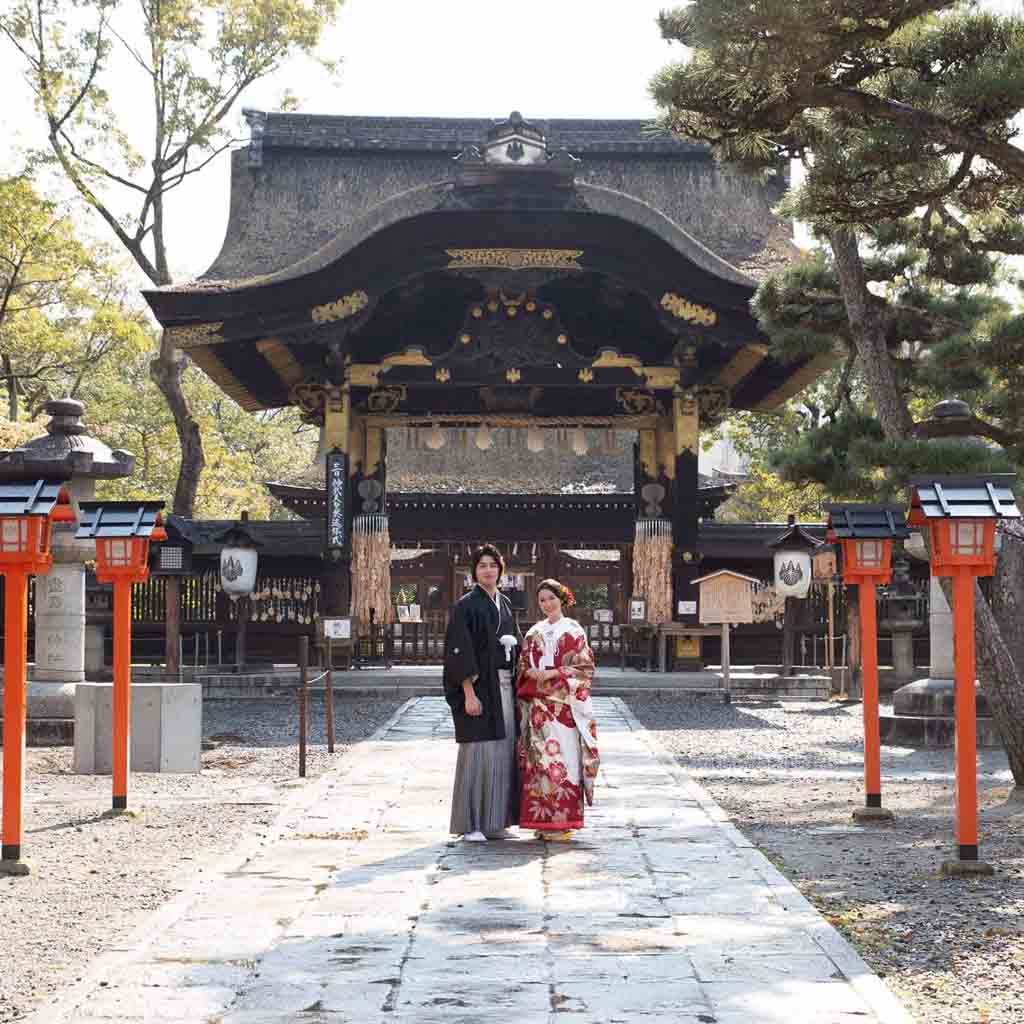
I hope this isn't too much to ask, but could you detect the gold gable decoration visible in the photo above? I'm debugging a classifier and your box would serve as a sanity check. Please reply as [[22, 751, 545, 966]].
[[311, 290, 369, 324], [445, 248, 583, 271], [660, 292, 717, 327], [165, 321, 224, 349]]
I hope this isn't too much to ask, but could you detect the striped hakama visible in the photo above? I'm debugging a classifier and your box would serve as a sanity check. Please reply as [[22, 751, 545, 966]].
[[449, 670, 517, 836]]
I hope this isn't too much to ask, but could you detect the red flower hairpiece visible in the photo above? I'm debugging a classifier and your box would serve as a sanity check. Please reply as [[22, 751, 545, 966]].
[[562, 585, 576, 607]]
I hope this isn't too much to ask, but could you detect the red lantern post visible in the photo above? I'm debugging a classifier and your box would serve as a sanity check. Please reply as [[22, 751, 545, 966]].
[[825, 504, 909, 823], [76, 502, 166, 813], [908, 476, 1020, 873], [0, 481, 75, 875]]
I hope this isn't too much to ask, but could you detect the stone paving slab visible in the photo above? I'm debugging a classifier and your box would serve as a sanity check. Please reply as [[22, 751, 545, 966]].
[[26, 697, 913, 1024]]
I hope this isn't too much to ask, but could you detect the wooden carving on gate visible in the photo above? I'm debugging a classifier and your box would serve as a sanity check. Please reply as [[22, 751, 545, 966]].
[[434, 293, 588, 377]]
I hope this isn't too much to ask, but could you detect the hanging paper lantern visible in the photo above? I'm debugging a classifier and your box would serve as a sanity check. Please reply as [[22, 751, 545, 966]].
[[425, 423, 445, 450], [773, 550, 813, 598], [526, 425, 545, 453], [768, 516, 819, 599], [220, 546, 258, 600], [571, 427, 589, 456], [475, 423, 494, 451]]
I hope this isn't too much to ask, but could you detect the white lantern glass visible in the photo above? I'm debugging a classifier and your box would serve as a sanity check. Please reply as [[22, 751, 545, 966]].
[[773, 549, 812, 598], [104, 538, 130, 567], [526, 426, 545, 453], [475, 423, 494, 451], [950, 520, 984, 557], [220, 546, 259, 599], [0, 518, 28, 553], [855, 539, 883, 570], [571, 427, 589, 456]]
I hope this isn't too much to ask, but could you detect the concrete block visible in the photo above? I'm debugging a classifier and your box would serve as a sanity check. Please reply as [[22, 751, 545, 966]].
[[74, 682, 202, 774]]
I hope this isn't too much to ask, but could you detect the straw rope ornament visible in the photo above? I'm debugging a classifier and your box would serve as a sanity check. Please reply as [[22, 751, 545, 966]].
[[351, 514, 394, 624], [632, 518, 673, 625]]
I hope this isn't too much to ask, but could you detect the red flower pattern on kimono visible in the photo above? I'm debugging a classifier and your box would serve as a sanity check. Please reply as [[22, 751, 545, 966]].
[[515, 616, 600, 832]]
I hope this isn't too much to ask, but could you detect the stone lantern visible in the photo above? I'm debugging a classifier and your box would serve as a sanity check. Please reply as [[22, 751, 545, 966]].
[[878, 555, 925, 682], [0, 399, 134, 730]]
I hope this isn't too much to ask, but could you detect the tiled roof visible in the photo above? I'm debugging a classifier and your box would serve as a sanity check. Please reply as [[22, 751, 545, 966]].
[[259, 113, 707, 157]]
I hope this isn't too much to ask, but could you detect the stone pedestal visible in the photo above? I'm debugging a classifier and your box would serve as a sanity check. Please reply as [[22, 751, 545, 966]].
[[890, 627, 918, 678], [33, 563, 87, 684], [84, 623, 106, 677], [927, 576, 955, 681], [74, 682, 202, 774], [879, 578, 1001, 746]]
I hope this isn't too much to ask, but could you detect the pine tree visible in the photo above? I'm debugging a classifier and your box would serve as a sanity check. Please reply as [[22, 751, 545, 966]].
[[653, 1, 1024, 782]]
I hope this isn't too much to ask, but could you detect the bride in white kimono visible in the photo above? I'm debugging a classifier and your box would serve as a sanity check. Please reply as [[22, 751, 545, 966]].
[[515, 579, 600, 840]]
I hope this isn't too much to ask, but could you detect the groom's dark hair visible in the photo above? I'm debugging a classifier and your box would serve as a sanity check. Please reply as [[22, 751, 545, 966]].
[[471, 543, 505, 580]]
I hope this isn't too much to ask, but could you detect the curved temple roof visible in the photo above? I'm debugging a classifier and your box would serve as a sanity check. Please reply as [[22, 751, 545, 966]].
[[144, 112, 831, 418]]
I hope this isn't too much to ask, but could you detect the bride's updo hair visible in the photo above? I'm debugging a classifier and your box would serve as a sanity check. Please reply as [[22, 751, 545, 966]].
[[537, 578, 575, 608]]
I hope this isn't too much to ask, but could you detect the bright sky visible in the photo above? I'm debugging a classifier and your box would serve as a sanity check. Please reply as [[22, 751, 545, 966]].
[[1, 0, 1018, 282], [0, 0, 680, 282]]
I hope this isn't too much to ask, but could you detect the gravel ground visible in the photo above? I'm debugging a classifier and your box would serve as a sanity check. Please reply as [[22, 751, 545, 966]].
[[627, 695, 1024, 1024], [0, 695, 403, 1024]]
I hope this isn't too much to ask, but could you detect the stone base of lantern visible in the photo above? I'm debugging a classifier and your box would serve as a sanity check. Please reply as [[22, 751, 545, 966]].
[[74, 682, 202, 774], [852, 806, 895, 824], [879, 677, 1002, 748], [940, 858, 995, 878], [26, 680, 78, 719], [0, 679, 77, 746]]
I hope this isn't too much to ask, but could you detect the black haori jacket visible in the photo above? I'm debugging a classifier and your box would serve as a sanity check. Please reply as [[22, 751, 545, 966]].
[[443, 585, 521, 744]]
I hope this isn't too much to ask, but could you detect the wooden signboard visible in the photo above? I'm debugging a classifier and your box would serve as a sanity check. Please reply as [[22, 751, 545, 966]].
[[693, 570, 760, 625], [813, 547, 838, 581], [691, 570, 761, 705]]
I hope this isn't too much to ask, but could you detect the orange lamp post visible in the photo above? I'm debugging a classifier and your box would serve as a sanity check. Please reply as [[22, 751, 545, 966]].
[[1, 480, 75, 874], [908, 475, 1020, 871], [76, 501, 166, 813], [825, 504, 909, 823]]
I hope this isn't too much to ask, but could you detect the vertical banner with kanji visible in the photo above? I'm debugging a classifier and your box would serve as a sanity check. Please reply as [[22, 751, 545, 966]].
[[326, 448, 349, 557]]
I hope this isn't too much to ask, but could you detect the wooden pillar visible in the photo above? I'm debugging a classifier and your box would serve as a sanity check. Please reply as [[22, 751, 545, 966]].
[[858, 581, 883, 809], [671, 389, 700, 624], [322, 383, 352, 616], [782, 597, 796, 676], [164, 576, 180, 678], [111, 578, 132, 811], [1, 569, 28, 866], [952, 570, 980, 859]]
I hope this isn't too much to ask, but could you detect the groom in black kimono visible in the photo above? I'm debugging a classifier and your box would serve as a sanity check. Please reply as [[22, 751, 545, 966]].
[[443, 544, 522, 839], [443, 544, 520, 742]]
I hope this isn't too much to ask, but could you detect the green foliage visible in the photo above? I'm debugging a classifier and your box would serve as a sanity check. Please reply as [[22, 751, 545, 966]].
[[0, 174, 149, 420], [88, 350, 318, 518], [0, 0, 343, 282], [654, 1, 1024, 503], [1, 0, 343, 516]]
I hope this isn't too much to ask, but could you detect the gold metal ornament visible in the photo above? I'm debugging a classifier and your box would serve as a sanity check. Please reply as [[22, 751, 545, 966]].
[[435, 368, 452, 383], [578, 368, 595, 383], [615, 388, 657, 415], [311, 290, 369, 324], [505, 368, 522, 383], [639, 367, 680, 390], [660, 292, 717, 327], [165, 321, 224, 349], [366, 386, 408, 414], [697, 386, 731, 423]]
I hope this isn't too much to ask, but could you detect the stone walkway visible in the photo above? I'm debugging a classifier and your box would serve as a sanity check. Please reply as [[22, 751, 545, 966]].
[[28, 698, 912, 1024]]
